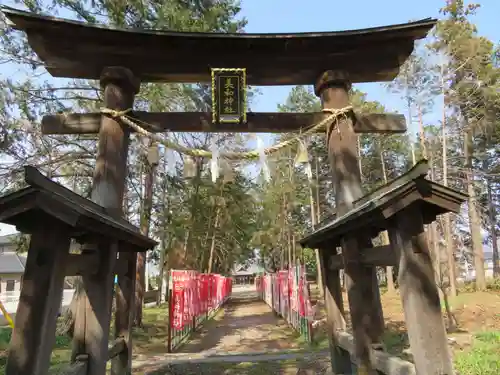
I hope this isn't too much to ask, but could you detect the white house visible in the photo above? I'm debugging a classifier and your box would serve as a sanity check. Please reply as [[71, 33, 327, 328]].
[[462, 250, 496, 281], [0, 234, 75, 295], [0, 234, 26, 294], [231, 261, 264, 284]]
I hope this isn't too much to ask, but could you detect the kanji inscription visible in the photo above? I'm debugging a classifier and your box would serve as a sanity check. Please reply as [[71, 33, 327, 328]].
[[211, 68, 246, 124]]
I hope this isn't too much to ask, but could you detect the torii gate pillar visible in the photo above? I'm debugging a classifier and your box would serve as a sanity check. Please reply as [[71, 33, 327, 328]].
[[315, 70, 386, 374], [72, 66, 140, 375]]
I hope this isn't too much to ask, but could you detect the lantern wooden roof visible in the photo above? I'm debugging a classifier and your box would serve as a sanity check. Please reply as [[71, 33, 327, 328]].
[[299, 160, 468, 249], [0, 166, 157, 251], [2, 6, 436, 85]]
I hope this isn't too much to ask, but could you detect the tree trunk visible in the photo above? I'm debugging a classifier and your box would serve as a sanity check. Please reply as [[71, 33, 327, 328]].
[[487, 178, 500, 278], [157, 147, 175, 305], [464, 130, 486, 290], [184, 159, 204, 265], [156, 207, 170, 305], [157, 244, 167, 305], [380, 149, 395, 292], [357, 136, 363, 182], [315, 157, 321, 223], [309, 179, 324, 296], [135, 143, 157, 327], [287, 150, 293, 269], [57, 277, 83, 337], [311, 157, 325, 292], [283, 192, 291, 268], [439, 68, 457, 298], [207, 207, 220, 274], [425, 148, 444, 301], [417, 102, 427, 159]]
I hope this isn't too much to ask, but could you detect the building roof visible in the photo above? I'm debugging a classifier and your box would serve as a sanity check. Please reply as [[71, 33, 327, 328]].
[[1, 6, 436, 85], [0, 252, 26, 274], [232, 262, 264, 276]]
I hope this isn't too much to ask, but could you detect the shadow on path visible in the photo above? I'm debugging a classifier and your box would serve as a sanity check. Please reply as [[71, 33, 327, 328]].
[[176, 286, 302, 355]]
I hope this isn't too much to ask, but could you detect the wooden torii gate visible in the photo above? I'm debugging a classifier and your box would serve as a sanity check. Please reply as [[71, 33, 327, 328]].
[[2, 6, 436, 375]]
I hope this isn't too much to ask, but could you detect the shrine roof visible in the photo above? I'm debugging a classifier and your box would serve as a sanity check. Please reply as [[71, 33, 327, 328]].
[[2, 6, 436, 85], [299, 160, 468, 249]]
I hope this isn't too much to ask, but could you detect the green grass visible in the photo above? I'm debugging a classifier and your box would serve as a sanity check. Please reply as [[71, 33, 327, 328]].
[[0, 326, 10, 349], [1, 326, 73, 372], [311, 325, 499, 374], [132, 304, 170, 355], [0, 326, 11, 370], [454, 331, 500, 375]]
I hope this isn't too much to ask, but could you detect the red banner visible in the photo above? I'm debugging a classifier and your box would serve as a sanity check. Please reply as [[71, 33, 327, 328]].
[[257, 266, 312, 320], [200, 274, 208, 314], [172, 282, 185, 329], [170, 270, 232, 329]]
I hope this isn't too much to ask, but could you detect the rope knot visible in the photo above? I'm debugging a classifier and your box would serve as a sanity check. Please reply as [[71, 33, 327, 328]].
[[322, 106, 353, 136], [100, 107, 132, 118], [322, 106, 353, 115]]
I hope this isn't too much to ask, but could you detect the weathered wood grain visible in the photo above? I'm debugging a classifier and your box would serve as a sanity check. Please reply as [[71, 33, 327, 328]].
[[329, 245, 396, 269], [65, 253, 129, 276], [72, 66, 139, 375], [318, 70, 384, 374], [2, 7, 435, 84], [388, 204, 455, 375], [5, 223, 71, 375], [41, 111, 407, 134], [112, 251, 137, 375], [335, 331, 417, 375]]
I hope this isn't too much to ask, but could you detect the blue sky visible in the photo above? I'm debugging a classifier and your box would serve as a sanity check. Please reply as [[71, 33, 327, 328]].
[[242, 0, 499, 114], [0, 0, 498, 236]]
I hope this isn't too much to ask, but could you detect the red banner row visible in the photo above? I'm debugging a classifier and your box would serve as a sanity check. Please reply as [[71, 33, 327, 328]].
[[255, 266, 313, 319], [170, 270, 232, 329]]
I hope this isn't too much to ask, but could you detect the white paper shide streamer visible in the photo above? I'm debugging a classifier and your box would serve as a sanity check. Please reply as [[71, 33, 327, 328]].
[[165, 137, 177, 177], [294, 139, 312, 182], [210, 137, 220, 183], [305, 162, 313, 182], [257, 136, 270, 182], [221, 159, 234, 183]]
